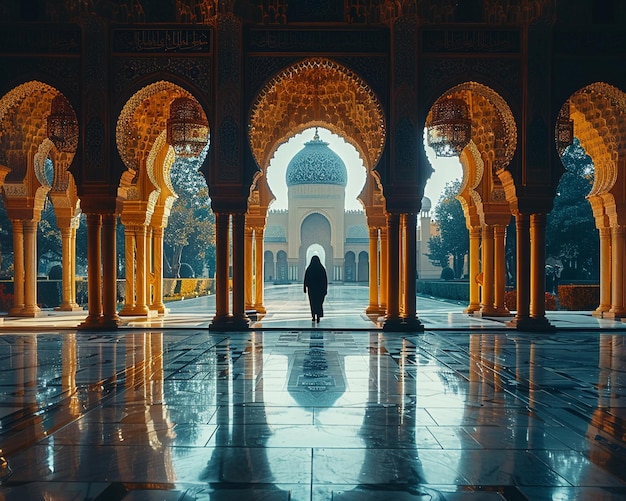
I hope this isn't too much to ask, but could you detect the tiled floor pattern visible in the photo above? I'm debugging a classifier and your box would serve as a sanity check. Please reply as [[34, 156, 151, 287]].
[[0, 325, 625, 500]]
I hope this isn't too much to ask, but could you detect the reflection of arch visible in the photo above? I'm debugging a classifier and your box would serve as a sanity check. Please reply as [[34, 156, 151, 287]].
[[276, 250, 288, 283], [344, 251, 356, 282], [299, 213, 332, 278], [264, 250, 274, 281], [358, 251, 369, 282], [249, 57, 386, 173]]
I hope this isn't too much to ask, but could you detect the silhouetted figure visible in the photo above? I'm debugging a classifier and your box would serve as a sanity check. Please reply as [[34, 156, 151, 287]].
[[304, 255, 328, 323]]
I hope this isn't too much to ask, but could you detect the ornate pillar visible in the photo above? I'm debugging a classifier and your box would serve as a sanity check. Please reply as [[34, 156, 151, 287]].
[[379, 227, 388, 312], [134, 224, 150, 316], [244, 225, 254, 311], [151, 226, 166, 314], [528, 213, 552, 329], [493, 225, 509, 315], [231, 213, 249, 328], [607, 226, 626, 318], [594, 226, 611, 317], [465, 226, 481, 313], [366, 226, 380, 315], [507, 213, 531, 328], [479, 225, 496, 315], [212, 212, 230, 325], [58, 227, 75, 310], [83, 213, 102, 326], [119, 225, 136, 315], [21, 220, 41, 316], [70, 220, 79, 308], [402, 213, 421, 329], [101, 213, 120, 326], [9, 220, 24, 315], [253, 227, 266, 314], [384, 213, 402, 329]]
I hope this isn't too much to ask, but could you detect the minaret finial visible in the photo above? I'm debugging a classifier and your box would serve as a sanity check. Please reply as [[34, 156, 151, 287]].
[[313, 127, 319, 140]]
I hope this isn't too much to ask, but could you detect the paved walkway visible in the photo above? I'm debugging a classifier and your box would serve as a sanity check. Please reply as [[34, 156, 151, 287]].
[[0, 283, 624, 332], [1, 285, 626, 500]]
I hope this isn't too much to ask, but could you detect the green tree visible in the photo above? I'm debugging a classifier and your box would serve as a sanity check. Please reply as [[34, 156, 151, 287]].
[[163, 155, 215, 277], [547, 138, 598, 280], [427, 179, 468, 278]]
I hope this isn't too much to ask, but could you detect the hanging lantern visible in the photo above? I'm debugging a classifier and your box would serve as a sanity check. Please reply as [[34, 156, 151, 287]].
[[166, 97, 209, 158], [556, 103, 574, 155], [46, 95, 78, 152], [426, 97, 472, 157]]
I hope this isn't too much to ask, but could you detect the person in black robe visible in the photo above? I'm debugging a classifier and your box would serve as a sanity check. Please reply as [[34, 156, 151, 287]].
[[303, 255, 328, 323]]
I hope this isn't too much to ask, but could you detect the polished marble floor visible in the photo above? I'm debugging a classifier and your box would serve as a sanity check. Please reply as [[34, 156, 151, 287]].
[[0, 287, 626, 500]]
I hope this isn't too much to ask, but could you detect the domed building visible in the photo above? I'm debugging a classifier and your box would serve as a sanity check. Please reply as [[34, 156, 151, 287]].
[[264, 130, 369, 283]]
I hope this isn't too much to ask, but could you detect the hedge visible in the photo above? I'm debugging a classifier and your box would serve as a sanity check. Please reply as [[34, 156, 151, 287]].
[[557, 284, 599, 311], [504, 290, 557, 311], [417, 280, 469, 301]]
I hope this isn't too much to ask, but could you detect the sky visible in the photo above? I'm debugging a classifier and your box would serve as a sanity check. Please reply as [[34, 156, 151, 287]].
[[265, 127, 462, 211]]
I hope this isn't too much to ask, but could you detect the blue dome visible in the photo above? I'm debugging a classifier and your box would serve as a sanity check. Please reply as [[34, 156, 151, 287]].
[[286, 131, 348, 187]]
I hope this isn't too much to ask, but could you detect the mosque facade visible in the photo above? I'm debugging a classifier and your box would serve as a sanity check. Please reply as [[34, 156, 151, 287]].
[[263, 131, 370, 283]]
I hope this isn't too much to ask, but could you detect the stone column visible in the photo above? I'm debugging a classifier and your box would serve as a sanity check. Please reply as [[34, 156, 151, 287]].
[[70, 219, 79, 308], [231, 213, 249, 327], [134, 224, 150, 316], [594, 226, 611, 317], [21, 220, 41, 316], [119, 225, 136, 315], [244, 225, 254, 311], [607, 226, 626, 317], [493, 225, 509, 315], [402, 213, 421, 329], [465, 226, 481, 313], [151, 226, 166, 314], [84, 213, 102, 325], [9, 220, 24, 315], [529, 213, 547, 320], [254, 227, 266, 314], [212, 212, 230, 324], [507, 213, 530, 328], [479, 225, 496, 315], [366, 226, 380, 314], [384, 213, 402, 329], [379, 227, 388, 312], [101, 213, 120, 326], [58, 227, 74, 310]]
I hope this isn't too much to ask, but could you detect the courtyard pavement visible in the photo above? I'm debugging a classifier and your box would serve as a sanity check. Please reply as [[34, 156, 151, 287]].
[[0, 284, 625, 500]]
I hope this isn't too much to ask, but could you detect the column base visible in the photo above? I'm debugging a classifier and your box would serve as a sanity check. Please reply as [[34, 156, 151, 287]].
[[506, 315, 555, 332], [474, 307, 511, 318], [8, 305, 25, 316], [209, 315, 251, 331], [119, 305, 154, 317], [55, 302, 83, 312], [366, 305, 385, 315], [78, 315, 120, 330], [464, 303, 481, 314], [13, 306, 44, 317], [383, 316, 424, 332], [592, 307, 609, 318], [253, 304, 267, 315], [150, 303, 168, 315], [603, 310, 626, 319]]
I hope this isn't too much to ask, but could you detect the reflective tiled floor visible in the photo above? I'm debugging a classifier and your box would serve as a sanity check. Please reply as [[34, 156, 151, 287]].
[[1, 286, 626, 500], [1, 324, 625, 500]]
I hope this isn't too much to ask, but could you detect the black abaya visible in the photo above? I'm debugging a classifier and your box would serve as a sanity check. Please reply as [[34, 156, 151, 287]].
[[303, 255, 328, 321]]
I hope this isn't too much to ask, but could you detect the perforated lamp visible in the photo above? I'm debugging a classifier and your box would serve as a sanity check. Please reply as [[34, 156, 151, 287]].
[[166, 97, 209, 158], [427, 97, 472, 157], [47, 95, 78, 152]]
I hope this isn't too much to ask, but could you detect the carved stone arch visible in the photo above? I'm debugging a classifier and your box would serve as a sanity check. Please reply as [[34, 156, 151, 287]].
[[457, 141, 484, 228], [0, 81, 76, 180], [248, 57, 386, 174], [425, 81, 517, 174], [116, 80, 210, 176], [564, 83, 626, 199]]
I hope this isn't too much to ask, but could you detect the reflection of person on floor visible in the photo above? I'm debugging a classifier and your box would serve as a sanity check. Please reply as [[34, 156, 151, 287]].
[[304, 255, 328, 323]]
